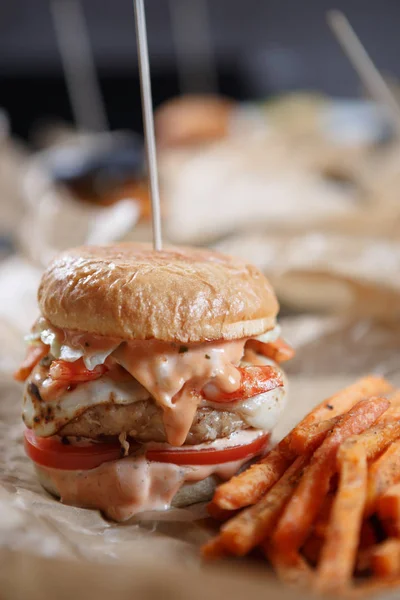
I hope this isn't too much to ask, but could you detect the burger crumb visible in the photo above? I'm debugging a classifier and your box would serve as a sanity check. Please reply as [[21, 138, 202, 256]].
[[61, 436, 70, 445], [179, 345, 189, 354], [205, 354, 211, 359], [326, 404, 334, 410]]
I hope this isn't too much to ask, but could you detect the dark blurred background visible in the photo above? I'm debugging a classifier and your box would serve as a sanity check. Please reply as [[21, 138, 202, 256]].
[[1, 0, 399, 140]]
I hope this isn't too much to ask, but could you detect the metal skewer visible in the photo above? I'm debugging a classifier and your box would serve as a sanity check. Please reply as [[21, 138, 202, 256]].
[[133, 0, 163, 251], [327, 10, 400, 135], [50, 0, 108, 132]]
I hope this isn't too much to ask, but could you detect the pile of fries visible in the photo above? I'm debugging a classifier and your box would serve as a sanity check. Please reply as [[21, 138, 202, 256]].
[[202, 376, 400, 595]]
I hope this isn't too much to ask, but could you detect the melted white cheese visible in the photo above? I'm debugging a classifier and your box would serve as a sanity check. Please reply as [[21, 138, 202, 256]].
[[24, 371, 285, 438], [25, 320, 285, 443], [23, 376, 150, 436], [204, 386, 286, 431]]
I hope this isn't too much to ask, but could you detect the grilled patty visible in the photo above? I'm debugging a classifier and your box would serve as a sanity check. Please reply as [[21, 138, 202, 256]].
[[59, 400, 248, 444]]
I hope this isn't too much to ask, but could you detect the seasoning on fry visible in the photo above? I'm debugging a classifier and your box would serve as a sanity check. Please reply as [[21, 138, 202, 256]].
[[273, 398, 389, 553], [290, 376, 392, 451], [366, 439, 400, 516], [219, 455, 309, 555], [315, 442, 367, 592], [202, 378, 400, 595], [264, 543, 312, 587], [213, 441, 294, 511]]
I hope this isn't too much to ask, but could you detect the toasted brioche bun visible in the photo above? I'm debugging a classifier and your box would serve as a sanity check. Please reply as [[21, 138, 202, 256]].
[[38, 243, 278, 342], [155, 95, 234, 147], [35, 463, 219, 509]]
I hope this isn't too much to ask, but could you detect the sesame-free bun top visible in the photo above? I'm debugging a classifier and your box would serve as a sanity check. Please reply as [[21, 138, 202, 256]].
[[38, 243, 278, 342]]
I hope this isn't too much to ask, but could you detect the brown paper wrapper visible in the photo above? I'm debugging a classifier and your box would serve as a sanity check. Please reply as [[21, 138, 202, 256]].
[[0, 314, 399, 599], [3, 105, 400, 597], [0, 547, 308, 600], [216, 233, 400, 321]]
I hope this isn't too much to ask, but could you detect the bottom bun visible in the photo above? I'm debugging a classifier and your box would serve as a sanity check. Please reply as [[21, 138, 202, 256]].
[[34, 463, 220, 510], [30, 431, 268, 520], [171, 474, 220, 507], [35, 465, 60, 498]]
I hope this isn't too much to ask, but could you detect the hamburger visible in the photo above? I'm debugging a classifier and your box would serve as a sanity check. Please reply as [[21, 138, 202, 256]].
[[15, 243, 293, 521], [155, 95, 235, 148], [41, 132, 152, 216]]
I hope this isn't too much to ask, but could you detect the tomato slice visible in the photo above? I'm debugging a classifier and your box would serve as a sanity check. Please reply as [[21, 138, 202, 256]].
[[24, 429, 122, 470], [24, 430, 269, 470], [49, 359, 108, 383], [146, 433, 270, 465]]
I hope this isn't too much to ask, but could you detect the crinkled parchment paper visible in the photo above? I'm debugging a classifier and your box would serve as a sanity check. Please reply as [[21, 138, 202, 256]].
[[2, 122, 400, 595], [0, 310, 400, 597], [0, 236, 400, 599], [216, 233, 400, 321]]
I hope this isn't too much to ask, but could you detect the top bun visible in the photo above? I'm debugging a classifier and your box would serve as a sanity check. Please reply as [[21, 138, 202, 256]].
[[38, 243, 278, 342], [155, 95, 234, 148]]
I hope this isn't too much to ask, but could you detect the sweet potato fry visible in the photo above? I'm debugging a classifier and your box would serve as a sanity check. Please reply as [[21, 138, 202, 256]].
[[206, 502, 237, 522], [13, 342, 49, 382], [379, 413, 400, 429], [388, 389, 400, 406], [360, 520, 377, 548], [217, 455, 309, 556], [290, 417, 339, 456], [201, 536, 229, 560], [246, 338, 295, 363], [356, 547, 373, 575], [264, 543, 313, 588], [345, 421, 400, 462], [381, 520, 399, 539], [380, 406, 400, 423], [312, 494, 334, 539], [354, 522, 377, 575], [301, 535, 323, 567], [212, 441, 294, 510], [378, 482, 400, 517], [296, 376, 391, 428], [212, 377, 391, 511], [377, 483, 400, 536], [366, 440, 400, 516], [377, 390, 400, 423], [289, 376, 392, 453], [371, 539, 400, 577], [272, 398, 389, 554], [315, 443, 368, 592]]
